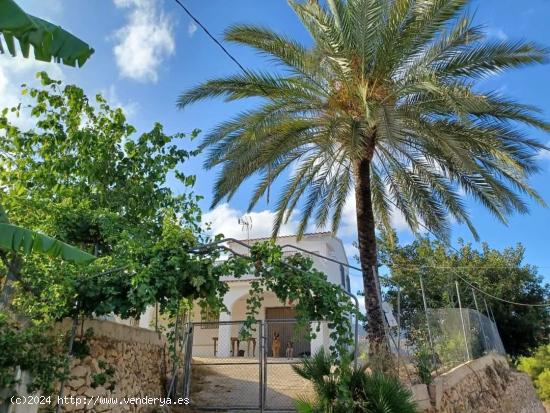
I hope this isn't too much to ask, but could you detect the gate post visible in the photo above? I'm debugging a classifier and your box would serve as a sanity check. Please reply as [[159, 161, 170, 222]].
[[259, 320, 265, 412], [182, 324, 194, 400]]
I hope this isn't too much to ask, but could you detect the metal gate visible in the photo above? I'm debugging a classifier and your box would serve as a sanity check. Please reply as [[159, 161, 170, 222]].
[[262, 319, 313, 411], [182, 319, 316, 412]]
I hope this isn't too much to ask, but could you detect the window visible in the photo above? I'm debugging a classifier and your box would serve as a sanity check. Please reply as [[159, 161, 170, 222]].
[[340, 264, 346, 287], [200, 305, 219, 329]]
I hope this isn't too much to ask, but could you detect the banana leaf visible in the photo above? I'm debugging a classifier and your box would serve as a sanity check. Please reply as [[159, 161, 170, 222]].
[[0, 223, 96, 264], [0, 0, 94, 67]]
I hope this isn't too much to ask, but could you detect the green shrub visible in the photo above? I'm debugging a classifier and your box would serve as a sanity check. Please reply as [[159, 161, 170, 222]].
[[413, 345, 434, 385], [293, 349, 419, 413], [0, 312, 68, 395], [517, 343, 550, 401]]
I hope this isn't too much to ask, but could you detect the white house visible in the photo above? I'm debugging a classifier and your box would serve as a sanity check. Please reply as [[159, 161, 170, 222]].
[[188, 232, 351, 357], [128, 232, 351, 358]]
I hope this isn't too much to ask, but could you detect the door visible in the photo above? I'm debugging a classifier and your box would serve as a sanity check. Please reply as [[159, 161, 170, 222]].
[[265, 307, 311, 357]]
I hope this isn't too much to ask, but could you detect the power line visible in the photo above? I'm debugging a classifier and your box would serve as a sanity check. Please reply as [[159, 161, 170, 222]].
[[455, 273, 550, 308], [171, 0, 249, 74], [170, 0, 280, 203], [389, 202, 550, 308], [169, 0, 548, 309]]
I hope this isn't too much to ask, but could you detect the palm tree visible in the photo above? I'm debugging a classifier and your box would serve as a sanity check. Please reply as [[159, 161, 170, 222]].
[[293, 349, 418, 412], [177, 0, 550, 355]]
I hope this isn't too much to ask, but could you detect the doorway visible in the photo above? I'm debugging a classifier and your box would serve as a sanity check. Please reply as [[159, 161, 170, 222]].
[[265, 307, 311, 357]]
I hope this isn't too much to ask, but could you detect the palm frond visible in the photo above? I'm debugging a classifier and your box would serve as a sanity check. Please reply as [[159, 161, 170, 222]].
[[177, 0, 549, 243]]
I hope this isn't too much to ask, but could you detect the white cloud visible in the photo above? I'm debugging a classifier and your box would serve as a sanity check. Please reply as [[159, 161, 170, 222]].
[[187, 21, 198, 37], [487, 27, 508, 41], [112, 0, 175, 83], [0, 54, 64, 129], [203, 191, 431, 243], [100, 85, 139, 118], [202, 203, 301, 240]]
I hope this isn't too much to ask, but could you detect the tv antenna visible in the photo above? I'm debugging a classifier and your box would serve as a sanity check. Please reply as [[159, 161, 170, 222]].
[[238, 215, 253, 243]]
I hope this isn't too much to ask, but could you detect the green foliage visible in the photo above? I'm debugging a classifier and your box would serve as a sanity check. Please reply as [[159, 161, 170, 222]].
[[293, 349, 419, 413], [518, 343, 550, 401], [0, 0, 94, 67], [0, 72, 226, 322], [379, 234, 550, 356], [71, 328, 94, 360], [0, 223, 95, 264], [0, 73, 237, 396], [91, 360, 116, 391], [535, 370, 550, 401], [0, 313, 68, 395], [413, 344, 434, 385]]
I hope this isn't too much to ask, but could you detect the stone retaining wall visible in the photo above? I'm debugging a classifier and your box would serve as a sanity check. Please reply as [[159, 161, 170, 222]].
[[55, 319, 168, 413], [411, 353, 545, 413]]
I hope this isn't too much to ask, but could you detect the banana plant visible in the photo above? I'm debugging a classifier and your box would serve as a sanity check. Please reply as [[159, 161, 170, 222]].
[[0, 0, 94, 67], [0, 204, 96, 308]]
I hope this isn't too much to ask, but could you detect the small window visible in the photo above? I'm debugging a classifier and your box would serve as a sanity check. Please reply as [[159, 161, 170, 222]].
[[200, 306, 219, 329], [340, 264, 346, 287]]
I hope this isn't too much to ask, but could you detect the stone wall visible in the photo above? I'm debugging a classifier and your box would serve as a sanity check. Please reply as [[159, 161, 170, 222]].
[[411, 353, 545, 413], [56, 319, 168, 413]]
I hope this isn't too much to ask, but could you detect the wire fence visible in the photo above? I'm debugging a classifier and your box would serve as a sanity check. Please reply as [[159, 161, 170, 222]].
[[373, 273, 507, 384], [177, 311, 504, 410], [177, 239, 508, 405], [384, 307, 504, 382], [172, 300, 505, 409]]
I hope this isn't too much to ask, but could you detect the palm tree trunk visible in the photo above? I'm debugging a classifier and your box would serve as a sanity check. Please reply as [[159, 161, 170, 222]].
[[353, 157, 387, 360]]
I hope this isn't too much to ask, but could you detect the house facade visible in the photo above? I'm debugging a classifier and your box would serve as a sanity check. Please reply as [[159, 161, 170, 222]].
[[189, 232, 351, 357], [121, 232, 351, 358]]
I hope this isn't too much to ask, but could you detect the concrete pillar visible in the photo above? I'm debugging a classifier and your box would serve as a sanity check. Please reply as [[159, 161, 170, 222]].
[[217, 312, 232, 357], [138, 305, 155, 330], [310, 321, 328, 355], [216, 288, 243, 357]]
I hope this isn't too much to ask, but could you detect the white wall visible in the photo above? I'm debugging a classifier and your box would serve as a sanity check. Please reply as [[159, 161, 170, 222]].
[[224, 233, 349, 291]]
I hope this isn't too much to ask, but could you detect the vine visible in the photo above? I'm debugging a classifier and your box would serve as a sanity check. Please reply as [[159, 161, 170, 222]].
[[0, 313, 69, 395], [238, 241, 362, 357]]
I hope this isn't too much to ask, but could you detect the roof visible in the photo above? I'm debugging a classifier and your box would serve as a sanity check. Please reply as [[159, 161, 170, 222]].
[[227, 231, 334, 243]]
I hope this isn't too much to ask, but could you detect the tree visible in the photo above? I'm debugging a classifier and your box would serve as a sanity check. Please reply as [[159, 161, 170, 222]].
[[518, 343, 550, 401], [0, 0, 93, 66], [0, 74, 253, 397], [0, 203, 95, 308], [0, 72, 221, 322], [379, 234, 550, 356], [177, 0, 550, 355]]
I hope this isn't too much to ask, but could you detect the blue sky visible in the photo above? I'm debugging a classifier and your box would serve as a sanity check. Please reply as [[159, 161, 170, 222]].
[[2, 0, 550, 292]]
